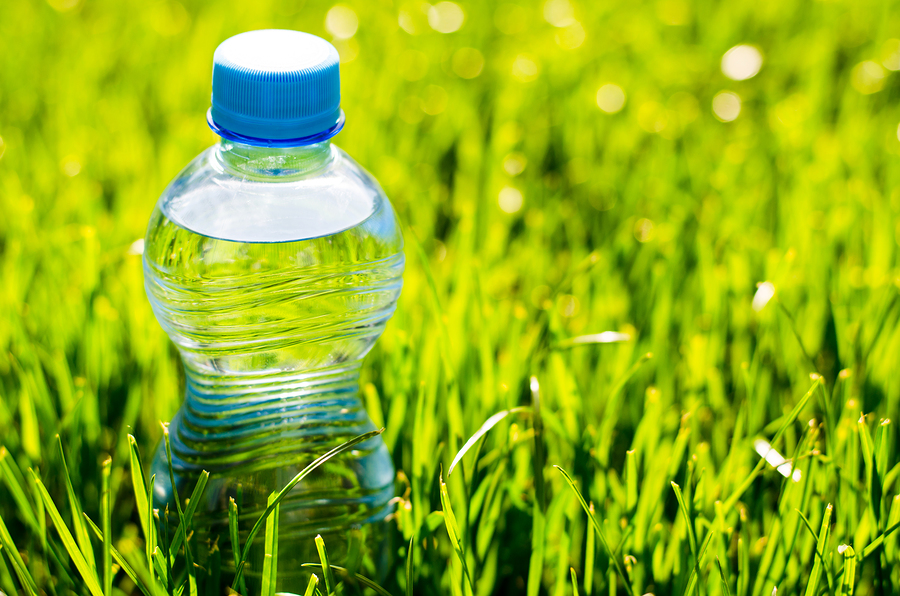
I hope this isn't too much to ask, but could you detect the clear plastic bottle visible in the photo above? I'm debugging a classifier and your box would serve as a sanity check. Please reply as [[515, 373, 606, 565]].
[[143, 30, 402, 594]]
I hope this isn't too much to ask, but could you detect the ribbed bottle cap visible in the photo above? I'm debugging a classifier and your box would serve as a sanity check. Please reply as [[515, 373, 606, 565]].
[[208, 30, 343, 145]]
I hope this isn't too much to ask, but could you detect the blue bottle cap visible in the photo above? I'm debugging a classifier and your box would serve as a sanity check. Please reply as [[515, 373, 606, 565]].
[[208, 30, 344, 146]]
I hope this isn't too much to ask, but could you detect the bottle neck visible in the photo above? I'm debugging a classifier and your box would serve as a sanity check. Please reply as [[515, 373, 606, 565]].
[[214, 138, 335, 179]]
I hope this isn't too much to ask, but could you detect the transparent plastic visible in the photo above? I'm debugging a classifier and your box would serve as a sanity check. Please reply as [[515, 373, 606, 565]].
[[143, 138, 403, 594]]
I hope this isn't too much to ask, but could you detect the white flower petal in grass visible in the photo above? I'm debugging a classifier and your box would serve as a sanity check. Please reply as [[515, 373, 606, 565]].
[[596, 84, 625, 113], [498, 187, 523, 213], [428, 2, 465, 33], [568, 331, 632, 345], [712, 91, 741, 122], [721, 45, 763, 81], [752, 281, 775, 312], [754, 439, 801, 482], [325, 5, 359, 39]]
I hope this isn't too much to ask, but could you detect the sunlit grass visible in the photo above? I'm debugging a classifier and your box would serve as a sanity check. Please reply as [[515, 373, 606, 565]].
[[3, 0, 900, 593]]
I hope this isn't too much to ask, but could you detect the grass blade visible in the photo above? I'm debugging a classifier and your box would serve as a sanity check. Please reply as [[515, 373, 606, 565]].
[[795, 508, 830, 584], [671, 482, 699, 596], [584, 502, 595, 596], [128, 435, 150, 543], [146, 474, 156, 590], [232, 428, 383, 589], [33, 473, 104, 596], [303, 573, 319, 596], [163, 427, 196, 596], [836, 545, 856, 596], [168, 470, 209, 566], [858, 415, 883, 526], [723, 380, 820, 512], [151, 547, 168, 590], [527, 376, 545, 596], [83, 513, 156, 596], [227, 498, 245, 596], [555, 465, 634, 596], [625, 450, 637, 515], [299, 563, 397, 596], [0, 510, 39, 596], [440, 471, 475, 595], [315, 535, 336, 596], [101, 456, 113, 596], [56, 435, 98, 574], [715, 558, 732, 596], [406, 535, 415, 596], [570, 567, 580, 596], [448, 406, 531, 476], [261, 492, 280, 596], [0, 447, 40, 533], [803, 503, 832, 596]]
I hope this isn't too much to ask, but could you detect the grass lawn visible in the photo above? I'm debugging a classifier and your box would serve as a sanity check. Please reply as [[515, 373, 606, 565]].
[[3, 0, 900, 594]]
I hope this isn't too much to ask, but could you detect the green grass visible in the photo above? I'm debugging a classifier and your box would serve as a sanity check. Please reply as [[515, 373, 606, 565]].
[[3, 0, 900, 593]]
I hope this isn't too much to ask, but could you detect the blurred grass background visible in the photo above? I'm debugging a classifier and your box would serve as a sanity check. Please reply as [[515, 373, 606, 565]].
[[4, 0, 900, 593]]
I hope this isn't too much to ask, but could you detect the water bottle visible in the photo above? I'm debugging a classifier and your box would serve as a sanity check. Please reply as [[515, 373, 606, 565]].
[[143, 30, 402, 593]]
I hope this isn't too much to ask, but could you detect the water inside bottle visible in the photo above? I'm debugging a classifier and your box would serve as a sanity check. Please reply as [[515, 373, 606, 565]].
[[143, 140, 403, 594]]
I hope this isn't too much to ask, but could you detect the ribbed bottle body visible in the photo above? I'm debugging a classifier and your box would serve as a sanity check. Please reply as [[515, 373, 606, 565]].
[[143, 141, 402, 593]]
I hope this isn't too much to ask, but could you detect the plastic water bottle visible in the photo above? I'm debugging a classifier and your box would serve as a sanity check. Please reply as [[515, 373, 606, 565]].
[[143, 30, 402, 593]]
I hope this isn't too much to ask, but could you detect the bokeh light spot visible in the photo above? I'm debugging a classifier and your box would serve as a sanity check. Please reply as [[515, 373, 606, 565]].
[[147, 0, 190, 36], [47, 0, 80, 11], [334, 39, 359, 63], [668, 91, 699, 124], [512, 54, 539, 82], [326, 5, 359, 39], [596, 84, 625, 113], [656, 0, 690, 26], [634, 218, 655, 242], [851, 61, 885, 94], [400, 50, 429, 81], [543, 0, 575, 27], [721, 45, 763, 81], [638, 102, 667, 132], [61, 156, 82, 177], [422, 85, 448, 115], [398, 11, 416, 34], [428, 2, 465, 33], [555, 22, 585, 49], [503, 152, 527, 176], [494, 3, 528, 35], [882, 39, 900, 71], [452, 47, 484, 79], [399, 97, 424, 124], [557, 295, 580, 318], [712, 91, 741, 122], [499, 187, 524, 213]]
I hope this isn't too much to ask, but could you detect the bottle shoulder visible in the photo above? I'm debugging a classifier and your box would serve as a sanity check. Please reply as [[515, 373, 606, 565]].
[[152, 143, 397, 244]]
